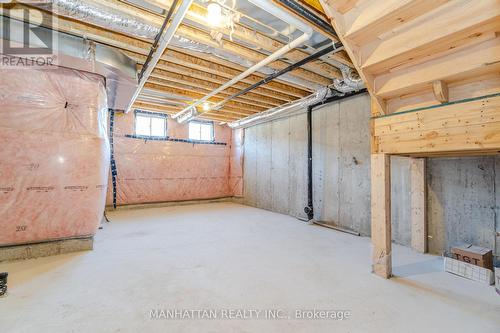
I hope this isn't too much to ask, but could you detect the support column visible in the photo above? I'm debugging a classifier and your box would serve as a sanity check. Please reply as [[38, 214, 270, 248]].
[[371, 153, 391, 278], [410, 158, 427, 253]]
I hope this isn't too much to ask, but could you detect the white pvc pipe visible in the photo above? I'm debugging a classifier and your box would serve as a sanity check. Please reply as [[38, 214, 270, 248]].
[[173, 0, 314, 121], [125, 0, 193, 112]]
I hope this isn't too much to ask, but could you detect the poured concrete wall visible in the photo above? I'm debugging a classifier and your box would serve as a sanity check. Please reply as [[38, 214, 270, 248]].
[[243, 93, 500, 256], [391, 156, 500, 257], [243, 94, 372, 235]]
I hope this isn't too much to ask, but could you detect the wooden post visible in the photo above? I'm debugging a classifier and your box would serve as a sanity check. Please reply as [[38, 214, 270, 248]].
[[432, 80, 449, 103], [410, 158, 427, 253], [371, 153, 392, 278]]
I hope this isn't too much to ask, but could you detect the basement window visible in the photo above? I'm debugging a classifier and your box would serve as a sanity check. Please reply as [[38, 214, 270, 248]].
[[189, 121, 214, 141], [134, 110, 167, 138]]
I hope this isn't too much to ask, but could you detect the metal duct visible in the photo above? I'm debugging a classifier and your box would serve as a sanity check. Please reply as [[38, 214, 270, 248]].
[[33, 0, 159, 39], [1, 16, 137, 110], [31, 0, 323, 91], [228, 87, 340, 129], [333, 64, 365, 92]]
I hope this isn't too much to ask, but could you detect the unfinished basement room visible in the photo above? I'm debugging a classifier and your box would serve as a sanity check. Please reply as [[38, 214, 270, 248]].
[[1, 0, 500, 332]]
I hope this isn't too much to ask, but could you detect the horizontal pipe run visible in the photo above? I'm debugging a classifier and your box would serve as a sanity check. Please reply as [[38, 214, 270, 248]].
[[214, 42, 343, 111], [276, 0, 339, 38], [173, 0, 315, 122], [173, 32, 312, 121]]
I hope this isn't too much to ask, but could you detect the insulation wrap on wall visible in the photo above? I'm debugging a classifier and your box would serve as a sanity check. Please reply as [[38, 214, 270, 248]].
[[0, 67, 109, 246], [107, 112, 240, 205]]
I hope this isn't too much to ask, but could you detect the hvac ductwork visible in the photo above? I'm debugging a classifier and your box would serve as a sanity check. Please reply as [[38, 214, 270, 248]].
[[1, 16, 137, 110], [31, 0, 322, 91], [333, 64, 365, 93], [33, 0, 159, 39], [228, 87, 341, 129]]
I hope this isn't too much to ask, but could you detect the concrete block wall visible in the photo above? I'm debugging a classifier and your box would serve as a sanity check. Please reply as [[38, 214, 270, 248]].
[[242, 93, 500, 257]]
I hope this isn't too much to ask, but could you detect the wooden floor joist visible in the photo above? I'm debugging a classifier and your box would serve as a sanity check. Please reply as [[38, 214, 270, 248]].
[[8, 1, 345, 121]]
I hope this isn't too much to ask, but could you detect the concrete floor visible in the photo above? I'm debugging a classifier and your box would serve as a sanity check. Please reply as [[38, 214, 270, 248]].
[[1, 202, 499, 332]]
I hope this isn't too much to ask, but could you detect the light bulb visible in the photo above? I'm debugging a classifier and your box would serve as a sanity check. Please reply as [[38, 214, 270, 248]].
[[202, 102, 211, 111], [206, 1, 223, 27]]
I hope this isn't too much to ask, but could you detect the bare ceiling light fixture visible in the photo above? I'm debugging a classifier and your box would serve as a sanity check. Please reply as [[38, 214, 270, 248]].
[[206, 1, 224, 27], [202, 102, 212, 112]]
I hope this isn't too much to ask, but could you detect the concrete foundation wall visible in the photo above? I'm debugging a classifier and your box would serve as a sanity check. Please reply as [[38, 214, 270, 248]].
[[392, 156, 500, 257], [243, 94, 372, 235], [243, 93, 500, 256]]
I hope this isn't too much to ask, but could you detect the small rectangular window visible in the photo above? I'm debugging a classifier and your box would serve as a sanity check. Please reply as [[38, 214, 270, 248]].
[[189, 121, 214, 141], [134, 110, 167, 138]]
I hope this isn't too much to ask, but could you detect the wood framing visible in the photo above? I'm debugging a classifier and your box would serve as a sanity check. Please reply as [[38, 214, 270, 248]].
[[371, 153, 391, 278], [320, 0, 500, 116], [372, 94, 500, 156], [410, 158, 427, 253], [321, 1, 500, 278], [5, 1, 344, 122]]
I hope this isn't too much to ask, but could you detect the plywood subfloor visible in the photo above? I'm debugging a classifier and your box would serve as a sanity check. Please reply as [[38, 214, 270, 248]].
[[0, 203, 499, 332]]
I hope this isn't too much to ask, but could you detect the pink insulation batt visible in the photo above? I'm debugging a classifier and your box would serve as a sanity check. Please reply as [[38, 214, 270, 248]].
[[107, 112, 243, 205], [0, 67, 109, 246]]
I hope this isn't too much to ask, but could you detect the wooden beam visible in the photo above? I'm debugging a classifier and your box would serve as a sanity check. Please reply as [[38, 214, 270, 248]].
[[13, 4, 312, 98], [126, 51, 306, 100], [410, 158, 427, 253], [330, 0, 359, 14], [147, 72, 277, 110], [145, 66, 284, 107], [373, 95, 500, 155], [360, 0, 500, 74], [432, 80, 449, 103], [133, 101, 240, 121], [344, 0, 448, 44], [145, 0, 341, 79], [326, 50, 354, 68], [144, 80, 265, 114], [371, 153, 392, 278], [374, 37, 500, 99], [105, 0, 336, 84], [149, 62, 294, 102], [320, 0, 387, 114]]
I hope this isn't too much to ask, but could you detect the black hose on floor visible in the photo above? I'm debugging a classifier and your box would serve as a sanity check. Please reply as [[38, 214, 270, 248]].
[[0, 272, 8, 297]]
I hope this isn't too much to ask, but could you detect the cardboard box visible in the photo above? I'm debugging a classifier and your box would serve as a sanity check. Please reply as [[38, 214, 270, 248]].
[[451, 244, 493, 270], [444, 257, 494, 285]]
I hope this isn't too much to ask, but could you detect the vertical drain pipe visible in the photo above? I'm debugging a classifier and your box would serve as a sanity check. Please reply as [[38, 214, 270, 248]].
[[305, 103, 314, 220], [304, 89, 367, 222]]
